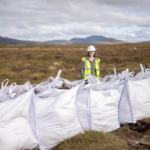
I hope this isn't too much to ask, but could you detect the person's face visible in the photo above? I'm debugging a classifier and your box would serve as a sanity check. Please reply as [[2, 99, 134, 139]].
[[89, 51, 95, 57]]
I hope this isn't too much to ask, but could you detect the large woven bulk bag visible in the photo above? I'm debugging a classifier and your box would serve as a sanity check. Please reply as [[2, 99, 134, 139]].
[[76, 83, 124, 132], [34, 86, 83, 150], [0, 90, 38, 150], [103, 70, 135, 125], [90, 84, 123, 132], [127, 77, 150, 121]]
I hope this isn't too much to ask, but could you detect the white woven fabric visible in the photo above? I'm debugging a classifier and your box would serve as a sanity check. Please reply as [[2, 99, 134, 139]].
[[127, 77, 150, 121], [34, 86, 83, 150], [0, 90, 38, 150], [119, 82, 134, 124], [76, 83, 124, 132]]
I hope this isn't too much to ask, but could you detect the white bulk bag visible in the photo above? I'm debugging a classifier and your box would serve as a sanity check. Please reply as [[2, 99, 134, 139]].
[[0, 90, 38, 150], [101, 69, 135, 125], [76, 83, 124, 132], [90, 85, 123, 132], [127, 77, 150, 121], [34, 86, 83, 150]]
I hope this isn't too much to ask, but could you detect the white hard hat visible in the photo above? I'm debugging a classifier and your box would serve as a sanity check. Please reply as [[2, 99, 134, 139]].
[[87, 45, 96, 52]]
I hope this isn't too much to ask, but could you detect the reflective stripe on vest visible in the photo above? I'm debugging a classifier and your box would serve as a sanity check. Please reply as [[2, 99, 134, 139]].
[[95, 59, 100, 77], [82, 57, 100, 79]]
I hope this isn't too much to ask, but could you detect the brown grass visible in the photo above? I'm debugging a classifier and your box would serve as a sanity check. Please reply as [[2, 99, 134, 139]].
[[0, 43, 150, 85], [53, 131, 129, 150]]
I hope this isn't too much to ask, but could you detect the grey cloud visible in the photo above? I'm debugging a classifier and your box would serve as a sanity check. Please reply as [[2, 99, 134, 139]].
[[0, 0, 150, 42], [93, 0, 150, 8]]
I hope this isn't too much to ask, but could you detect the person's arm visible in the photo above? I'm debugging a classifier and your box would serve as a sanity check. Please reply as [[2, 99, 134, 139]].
[[98, 58, 100, 77], [81, 60, 85, 79]]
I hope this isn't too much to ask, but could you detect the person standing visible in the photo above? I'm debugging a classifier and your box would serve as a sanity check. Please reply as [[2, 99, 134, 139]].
[[81, 45, 100, 79]]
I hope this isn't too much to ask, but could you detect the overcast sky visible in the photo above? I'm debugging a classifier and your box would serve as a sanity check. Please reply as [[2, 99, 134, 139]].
[[0, 0, 150, 42]]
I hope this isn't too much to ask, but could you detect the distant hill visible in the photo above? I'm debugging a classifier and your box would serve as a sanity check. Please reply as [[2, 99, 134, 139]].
[[45, 39, 68, 44], [100, 37, 123, 43], [70, 35, 106, 43], [138, 41, 150, 43], [0, 35, 125, 45], [70, 35, 124, 44], [0, 36, 42, 45]]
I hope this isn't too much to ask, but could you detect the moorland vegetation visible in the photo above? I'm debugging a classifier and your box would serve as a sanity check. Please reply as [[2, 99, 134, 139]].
[[1, 43, 150, 150]]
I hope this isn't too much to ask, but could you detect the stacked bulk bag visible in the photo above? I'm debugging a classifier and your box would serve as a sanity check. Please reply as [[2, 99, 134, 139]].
[[0, 90, 38, 150], [33, 85, 83, 150]]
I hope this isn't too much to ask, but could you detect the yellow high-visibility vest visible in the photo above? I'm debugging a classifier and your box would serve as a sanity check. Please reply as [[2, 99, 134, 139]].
[[82, 57, 100, 79]]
